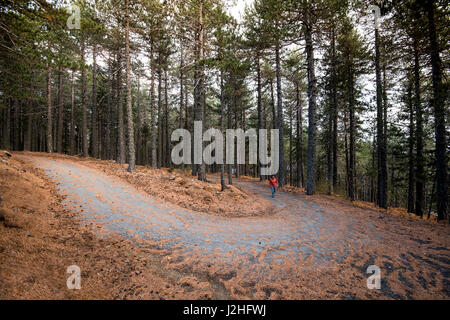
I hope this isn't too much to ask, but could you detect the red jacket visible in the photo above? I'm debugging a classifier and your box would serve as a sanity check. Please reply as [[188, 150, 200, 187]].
[[269, 178, 279, 187]]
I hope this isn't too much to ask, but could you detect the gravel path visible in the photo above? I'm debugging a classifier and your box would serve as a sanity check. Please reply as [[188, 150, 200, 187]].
[[29, 156, 450, 299]]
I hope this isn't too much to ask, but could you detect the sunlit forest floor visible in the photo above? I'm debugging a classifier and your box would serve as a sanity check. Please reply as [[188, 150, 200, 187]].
[[1, 151, 449, 300]]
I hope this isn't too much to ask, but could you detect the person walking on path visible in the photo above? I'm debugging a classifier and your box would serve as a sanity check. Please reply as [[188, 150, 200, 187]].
[[269, 176, 279, 198]]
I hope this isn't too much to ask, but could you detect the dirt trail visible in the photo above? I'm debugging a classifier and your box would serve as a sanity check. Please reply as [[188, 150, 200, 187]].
[[27, 155, 450, 299]]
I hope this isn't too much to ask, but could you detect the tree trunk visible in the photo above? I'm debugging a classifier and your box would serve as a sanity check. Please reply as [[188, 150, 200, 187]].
[[157, 67, 163, 168], [46, 65, 53, 153], [125, 0, 135, 172], [164, 69, 170, 167], [57, 68, 64, 153], [70, 71, 76, 155], [179, 45, 184, 130], [150, 39, 157, 168], [227, 94, 233, 185], [331, 26, 338, 189], [407, 79, 415, 214], [296, 84, 304, 188], [106, 59, 112, 160], [136, 76, 142, 164], [91, 43, 99, 158], [194, 0, 205, 181], [81, 41, 88, 158], [344, 116, 350, 196], [289, 104, 293, 186], [305, 18, 317, 195], [270, 79, 276, 130], [24, 72, 33, 151], [371, 135, 376, 203], [327, 109, 333, 195], [375, 28, 387, 209], [257, 54, 263, 180], [425, 0, 448, 221], [382, 60, 389, 204], [220, 70, 226, 191], [348, 67, 355, 201], [179, 45, 184, 169], [275, 41, 285, 187], [117, 48, 126, 164], [413, 39, 424, 216]]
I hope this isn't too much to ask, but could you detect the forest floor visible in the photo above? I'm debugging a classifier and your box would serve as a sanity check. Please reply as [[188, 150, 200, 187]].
[[1, 151, 449, 300]]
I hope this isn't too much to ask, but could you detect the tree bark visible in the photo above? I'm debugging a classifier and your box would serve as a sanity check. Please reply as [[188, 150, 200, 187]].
[[194, 0, 205, 181], [413, 38, 424, 216], [117, 48, 126, 164], [407, 79, 415, 214], [57, 68, 64, 153], [296, 84, 304, 188], [81, 41, 88, 158], [70, 71, 76, 155], [227, 93, 233, 185], [179, 45, 184, 131], [331, 26, 338, 189], [375, 28, 387, 209], [164, 69, 170, 167], [24, 71, 33, 151], [327, 108, 333, 195], [157, 66, 163, 168], [46, 65, 53, 153], [179, 45, 184, 169], [275, 41, 285, 187], [220, 70, 226, 191], [257, 54, 263, 180], [105, 59, 112, 160], [92, 42, 99, 158], [136, 76, 142, 164], [270, 79, 276, 130], [305, 17, 317, 196], [382, 61, 389, 204], [125, 0, 135, 172], [348, 65, 355, 201], [150, 39, 157, 168], [289, 104, 293, 186], [425, 0, 448, 221]]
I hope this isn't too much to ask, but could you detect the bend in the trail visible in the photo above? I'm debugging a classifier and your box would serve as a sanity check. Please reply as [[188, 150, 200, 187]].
[[26, 155, 450, 299]]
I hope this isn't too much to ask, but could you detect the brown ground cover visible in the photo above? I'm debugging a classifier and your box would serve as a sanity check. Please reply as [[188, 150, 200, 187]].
[[0, 151, 219, 300], [1, 151, 448, 300]]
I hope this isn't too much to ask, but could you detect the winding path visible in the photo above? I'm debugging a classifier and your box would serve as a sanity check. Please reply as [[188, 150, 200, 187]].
[[28, 156, 450, 299]]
